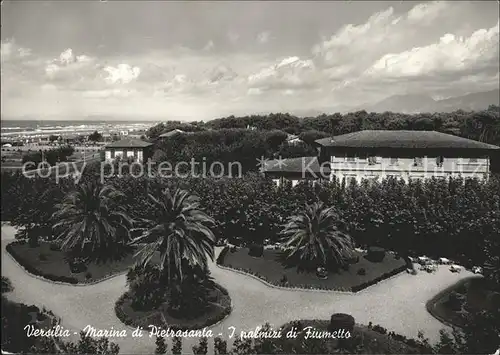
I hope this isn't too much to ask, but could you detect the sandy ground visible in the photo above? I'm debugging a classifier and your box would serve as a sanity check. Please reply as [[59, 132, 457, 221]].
[[1, 224, 472, 354]]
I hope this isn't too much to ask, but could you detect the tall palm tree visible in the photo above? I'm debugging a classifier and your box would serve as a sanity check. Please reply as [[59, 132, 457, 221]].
[[52, 181, 133, 255], [131, 188, 215, 283], [281, 202, 354, 270]]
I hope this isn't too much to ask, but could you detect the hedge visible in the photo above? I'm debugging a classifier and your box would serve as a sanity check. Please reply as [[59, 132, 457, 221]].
[[115, 284, 232, 331], [350, 264, 407, 292], [216, 246, 230, 265], [6, 242, 79, 284], [219, 262, 406, 293]]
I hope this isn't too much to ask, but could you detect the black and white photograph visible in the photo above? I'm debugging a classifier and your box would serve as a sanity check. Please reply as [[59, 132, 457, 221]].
[[1, 0, 499, 354]]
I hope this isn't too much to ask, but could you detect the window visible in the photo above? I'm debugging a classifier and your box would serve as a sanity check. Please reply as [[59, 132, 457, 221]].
[[390, 157, 398, 165], [436, 156, 444, 167], [469, 158, 478, 163], [346, 156, 356, 162], [414, 157, 423, 167], [367, 156, 379, 165]]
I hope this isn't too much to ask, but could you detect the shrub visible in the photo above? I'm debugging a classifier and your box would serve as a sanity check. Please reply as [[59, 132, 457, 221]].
[[115, 285, 232, 331], [372, 324, 388, 334], [248, 244, 263, 257], [85, 272, 92, 280], [366, 246, 386, 262], [328, 313, 355, 333], [357, 268, 366, 276]]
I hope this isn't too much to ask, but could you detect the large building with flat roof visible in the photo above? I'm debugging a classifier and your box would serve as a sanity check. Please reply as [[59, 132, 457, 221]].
[[315, 130, 500, 184], [263, 130, 500, 185]]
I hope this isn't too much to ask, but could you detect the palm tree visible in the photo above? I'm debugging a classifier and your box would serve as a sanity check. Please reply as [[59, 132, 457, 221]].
[[281, 202, 354, 270], [131, 188, 215, 283], [52, 181, 133, 257]]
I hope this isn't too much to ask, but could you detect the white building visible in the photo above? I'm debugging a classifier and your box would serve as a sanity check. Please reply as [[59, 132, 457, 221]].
[[104, 138, 153, 162], [315, 130, 499, 184]]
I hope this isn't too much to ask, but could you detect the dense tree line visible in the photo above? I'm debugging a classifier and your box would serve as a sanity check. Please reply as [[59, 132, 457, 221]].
[[2, 171, 499, 276], [146, 106, 500, 172], [21, 145, 75, 170]]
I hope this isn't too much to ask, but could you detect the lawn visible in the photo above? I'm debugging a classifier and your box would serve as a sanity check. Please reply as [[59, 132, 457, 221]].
[[426, 277, 500, 328], [220, 247, 406, 292], [6, 241, 146, 284]]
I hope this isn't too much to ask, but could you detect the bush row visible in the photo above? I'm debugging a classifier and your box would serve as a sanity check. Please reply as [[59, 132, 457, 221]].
[[220, 262, 406, 293], [350, 265, 407, 292], [367, 322, 429, 350], [6, 242, 79, 284], [115, 286, 232, 331]]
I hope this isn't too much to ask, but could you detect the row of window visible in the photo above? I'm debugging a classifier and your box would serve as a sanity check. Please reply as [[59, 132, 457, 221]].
[[344, 156, 478, 166]]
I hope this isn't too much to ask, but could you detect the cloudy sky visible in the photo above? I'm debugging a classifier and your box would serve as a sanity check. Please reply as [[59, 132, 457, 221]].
[[1, 1, 499, 121]]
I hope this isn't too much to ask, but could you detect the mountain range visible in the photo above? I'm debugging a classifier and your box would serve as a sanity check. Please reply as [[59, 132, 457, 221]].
[[358, 89, 499, 114]]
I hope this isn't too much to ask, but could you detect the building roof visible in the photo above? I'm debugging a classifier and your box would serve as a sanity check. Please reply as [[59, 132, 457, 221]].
[[263, 156, 330, 174], [105, 138, 153, 148], [159, 129, 185, 138], [315, 130, 500, 150]]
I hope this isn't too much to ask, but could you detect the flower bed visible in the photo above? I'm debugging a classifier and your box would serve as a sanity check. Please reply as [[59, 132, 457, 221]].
[[219, 247, 406, 292], [6, 241, 137, 284], [115, 284, 232, 331]]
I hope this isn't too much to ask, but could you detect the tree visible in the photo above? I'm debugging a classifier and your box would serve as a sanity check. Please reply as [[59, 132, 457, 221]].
[[192, 337, 208, 354], [1, 277, 13, 293], [88, 131, 103, 142], [483, 238, 500, 290], [433, 307, 500, 354], [214, 337, 228, 355], [172, 336, 183, 355], [60, 331, 120, 355], [155, 336, 167, 354], [132, 188, 216, 283], [52, 182, 133, 260], [281, 202, 355, 270]]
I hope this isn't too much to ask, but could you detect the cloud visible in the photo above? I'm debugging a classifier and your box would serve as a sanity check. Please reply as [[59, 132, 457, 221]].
[[203, 40, 214, 51], [2, 1, 498, 119], [1, 39, 32, 62], [257, 31, 271, 44], [366, 21, 499, 79], [103, 64, 141, 84], [406, 1, 449, 24], [248, 56, 315, 91]]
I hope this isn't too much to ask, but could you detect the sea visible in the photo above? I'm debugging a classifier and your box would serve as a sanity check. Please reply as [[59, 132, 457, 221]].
[[1, 120, 159, 138]]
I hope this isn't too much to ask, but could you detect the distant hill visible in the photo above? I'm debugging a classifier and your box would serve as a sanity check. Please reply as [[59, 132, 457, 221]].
[[360, 89, 499, 113], [431, 89, 500, 112]]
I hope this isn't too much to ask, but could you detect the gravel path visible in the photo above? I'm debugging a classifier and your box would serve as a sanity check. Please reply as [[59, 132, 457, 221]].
[[1, 224, 472, 354]]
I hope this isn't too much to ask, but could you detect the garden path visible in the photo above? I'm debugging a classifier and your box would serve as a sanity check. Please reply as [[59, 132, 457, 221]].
[[2, 224, 472, 354]]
